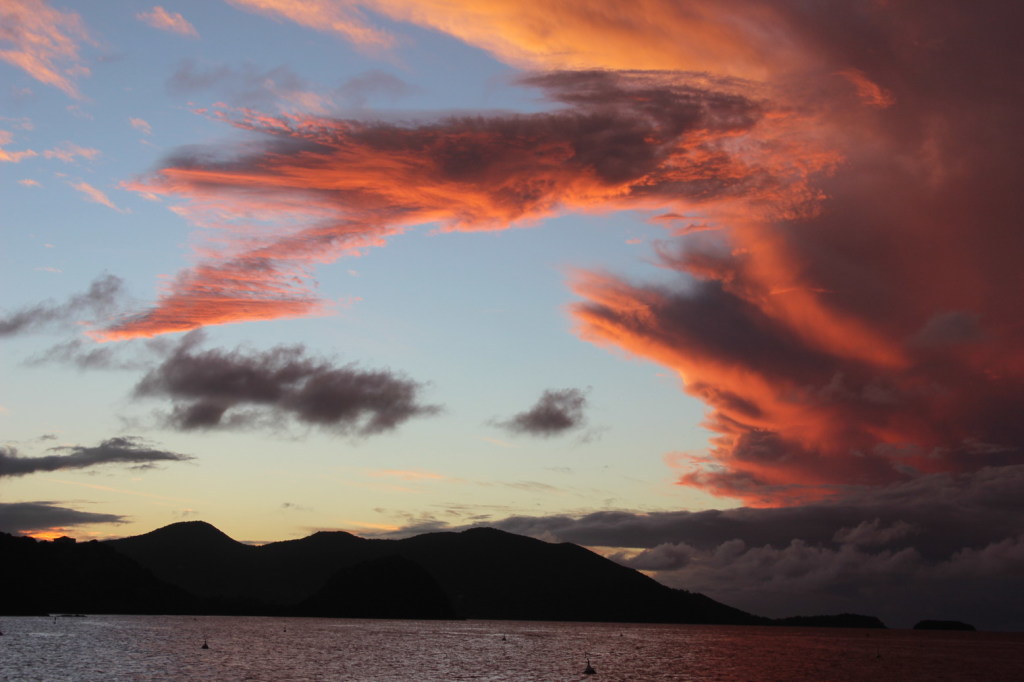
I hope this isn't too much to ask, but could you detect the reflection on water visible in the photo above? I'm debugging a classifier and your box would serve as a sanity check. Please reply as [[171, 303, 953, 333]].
[[1, 616, 1021, 681]]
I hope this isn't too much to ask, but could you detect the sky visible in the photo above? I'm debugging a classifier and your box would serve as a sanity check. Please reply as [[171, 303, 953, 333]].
[[1, 0, 1023, 630]]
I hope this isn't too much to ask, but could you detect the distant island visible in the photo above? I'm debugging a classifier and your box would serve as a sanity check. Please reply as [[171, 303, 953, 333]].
[[0, 520, 906, 629]]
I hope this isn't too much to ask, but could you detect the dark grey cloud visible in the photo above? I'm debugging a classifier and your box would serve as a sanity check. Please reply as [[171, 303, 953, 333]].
[[134, 331, 440, 435], [337, 69, 418, 108], [26, 337, 154, 370], [0, 436, 193, 477], [0, 274, 126, 337], [0, 502, 126, 534], [168, 61, 416, 112], [168, 60, 314, 108], [495, 388, 589, 437]]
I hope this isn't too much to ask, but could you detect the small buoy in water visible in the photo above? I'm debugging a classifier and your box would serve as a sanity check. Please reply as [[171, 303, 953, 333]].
[[583, 655, 597, 675], [502, 635, 507, 642], [201, 638, 209, 650]]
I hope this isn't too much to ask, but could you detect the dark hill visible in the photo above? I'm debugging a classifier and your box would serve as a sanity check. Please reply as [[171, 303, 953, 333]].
[[104, 521, 762, 624], [106, 521, 258, 601], [0, 533, 200, 615], [295, 555, 455, 619], [254, 530, 371, 604], [372, 527, 759, 623]]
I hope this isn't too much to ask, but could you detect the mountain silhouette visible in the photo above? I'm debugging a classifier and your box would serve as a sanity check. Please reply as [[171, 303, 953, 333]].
[[0, 532, 200, 616], [105, 521, 760, 624], [2, 521, 886, 628]]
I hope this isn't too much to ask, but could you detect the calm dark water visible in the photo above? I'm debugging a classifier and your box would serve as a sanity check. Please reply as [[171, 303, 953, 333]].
[[1, 616, 1021, 681]]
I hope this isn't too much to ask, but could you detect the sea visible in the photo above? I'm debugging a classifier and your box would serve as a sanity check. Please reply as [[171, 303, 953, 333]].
[[1, 616, 1021, 681]]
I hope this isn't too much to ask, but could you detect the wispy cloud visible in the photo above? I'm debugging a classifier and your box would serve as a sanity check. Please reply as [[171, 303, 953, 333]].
[[44, 142, 100, 162], [136, 6, 198, 38], [226, 0, 394, 49], [0, 129, 36, 162], [365, 469, 445, 481], [49, 478, 198, 503], [0, 274, 127, 337], [0, 436, 193, 477], [0, 0, 92, 98], [167, 60, 337, 114], [129, 117, 153, 135], [26, 336, 158, 370], [70, 181, 127, 212]]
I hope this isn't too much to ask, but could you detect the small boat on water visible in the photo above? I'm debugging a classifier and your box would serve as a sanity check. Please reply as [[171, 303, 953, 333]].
[[583, 655, 597, 675]]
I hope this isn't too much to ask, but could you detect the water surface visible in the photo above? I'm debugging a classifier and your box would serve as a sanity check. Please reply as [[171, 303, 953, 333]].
[[1, 616, 1021, 681]]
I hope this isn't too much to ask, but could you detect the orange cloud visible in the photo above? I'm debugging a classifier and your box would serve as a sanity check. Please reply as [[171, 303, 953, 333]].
[[836, 69, 894, 109], [0, 0, 92, 98], [136, 6, 199, 38], [96, 261, 327, 340], [232, 0, 808, 78], [112, 71, 820, 338]]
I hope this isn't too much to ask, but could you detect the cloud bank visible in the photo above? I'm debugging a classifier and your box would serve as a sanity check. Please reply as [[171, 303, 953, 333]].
[[0, 501, 126, 534], [408, 465, 1024, 630]]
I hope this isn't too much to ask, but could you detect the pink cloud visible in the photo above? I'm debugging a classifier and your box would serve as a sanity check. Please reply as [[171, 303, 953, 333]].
[[0, 130, 36, 162], [70, 181, 126, 212], [226, 0, 393, 49], [136, 6, 198, 38], [129, 117, 153, 135], [0, 0, 92, 98], [43, 142, 100, 163]]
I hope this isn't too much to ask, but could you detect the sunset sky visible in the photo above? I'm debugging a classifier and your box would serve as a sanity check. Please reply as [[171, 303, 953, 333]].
[[2, 1, 1022, 630]]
